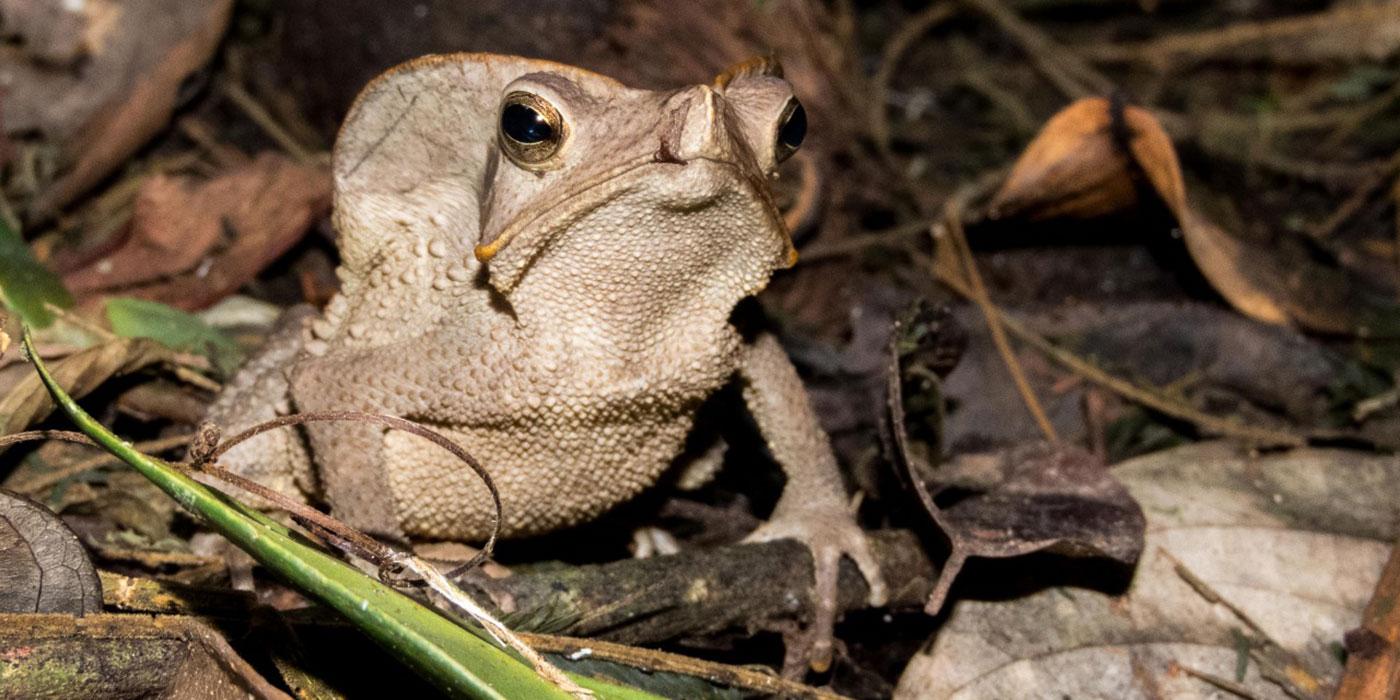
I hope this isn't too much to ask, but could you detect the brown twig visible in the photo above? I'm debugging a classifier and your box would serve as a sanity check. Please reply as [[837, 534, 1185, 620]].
[[869, 2, 958, 160], [943, 202, 1059, 443], [1309, 150, 1400, 240], [220, 81, 320, 165], [798, 219, 931, 262], [1179, 664, 1266, 700], [1160, 548, 1327, 700], [9, 433, 193, 494], [1334, 541, 1400, 699], [520, 633, 845, 700], [0, 429, 96, 451], [956, 0, 1111, 99], [196, 412, 501, 580], [926, 245, 1308, 447]]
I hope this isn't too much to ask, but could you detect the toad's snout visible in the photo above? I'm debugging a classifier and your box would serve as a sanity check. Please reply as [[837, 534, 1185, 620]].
[[659, 85, 734, 166]]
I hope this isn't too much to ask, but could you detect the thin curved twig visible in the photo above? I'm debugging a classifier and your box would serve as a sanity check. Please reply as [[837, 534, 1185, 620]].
[[194, 411, 502, 581], [869, 2, 957, 160], [943, 201, 1060, 443]]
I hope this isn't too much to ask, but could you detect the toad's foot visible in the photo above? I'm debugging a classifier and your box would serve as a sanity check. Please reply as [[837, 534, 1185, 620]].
[[744, 502, 887, 674]]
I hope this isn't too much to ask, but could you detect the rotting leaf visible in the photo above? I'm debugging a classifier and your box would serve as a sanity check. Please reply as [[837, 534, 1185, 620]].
[[0, 488, 101, 614], [106, 297, 243, 376], [893, 442, 1398, 699], [0, 338, 172, 438], [63, 153, 332, 310], [885, 302, 1146, 614], [2, 0, 235, 216], [0, 212, 74, 328], [987, 96, 1400, 337]]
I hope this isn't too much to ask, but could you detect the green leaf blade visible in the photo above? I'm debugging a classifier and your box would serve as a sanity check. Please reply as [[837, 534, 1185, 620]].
[[105, 297, 245, 375], [0, 216, 74, 328]]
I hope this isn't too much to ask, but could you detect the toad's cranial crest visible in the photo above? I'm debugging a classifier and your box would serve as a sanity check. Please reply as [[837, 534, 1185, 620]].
[[205, 52, 883, 669]]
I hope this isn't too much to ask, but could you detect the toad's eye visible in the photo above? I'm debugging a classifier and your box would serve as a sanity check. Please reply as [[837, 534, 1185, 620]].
[[775, 98, 806, 162], [499, 92, 566, 167]]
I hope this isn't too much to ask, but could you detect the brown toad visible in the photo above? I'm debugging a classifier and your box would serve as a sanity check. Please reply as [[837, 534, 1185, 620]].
[[208, 53, 885, 658]]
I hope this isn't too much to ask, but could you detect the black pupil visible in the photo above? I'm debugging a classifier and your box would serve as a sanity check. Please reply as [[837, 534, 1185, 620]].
[[779, 103, 807, 149], [502, 103, 552, 144]]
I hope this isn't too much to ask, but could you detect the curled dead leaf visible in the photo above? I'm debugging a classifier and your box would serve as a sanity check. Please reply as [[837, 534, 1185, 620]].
[[989, 98, 1142, 221], [885, 303, 1146, 614], [988, 97, 1397, 336], [0, 489, 101, 614]]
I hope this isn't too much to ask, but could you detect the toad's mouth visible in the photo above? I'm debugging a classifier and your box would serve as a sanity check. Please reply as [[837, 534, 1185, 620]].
[[473, 154, 797, 269]]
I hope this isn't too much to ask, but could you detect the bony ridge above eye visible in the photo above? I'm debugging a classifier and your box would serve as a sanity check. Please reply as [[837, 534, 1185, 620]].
[[499, 91, 566, 167]]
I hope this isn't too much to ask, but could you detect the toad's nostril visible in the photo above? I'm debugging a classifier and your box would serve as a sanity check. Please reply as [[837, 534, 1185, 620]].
[[661, 85, 730, 164]]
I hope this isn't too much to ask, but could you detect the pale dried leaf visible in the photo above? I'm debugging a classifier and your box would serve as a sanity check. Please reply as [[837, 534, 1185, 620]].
[[894, 442, 1400, 699], [0, 338, 171, 436]]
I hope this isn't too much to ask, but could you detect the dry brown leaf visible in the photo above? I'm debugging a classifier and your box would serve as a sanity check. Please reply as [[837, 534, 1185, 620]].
[[1, 0, 234, 217], [990, 97, 1187, 218], [0, 338, 172, 437], [895, 442, 1400, 699], [985, 97, 1400, 334], [63, 153, 332, 309]]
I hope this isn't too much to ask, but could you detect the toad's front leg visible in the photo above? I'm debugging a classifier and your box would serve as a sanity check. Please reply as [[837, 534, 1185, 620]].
[[738, 333, 888, 673]]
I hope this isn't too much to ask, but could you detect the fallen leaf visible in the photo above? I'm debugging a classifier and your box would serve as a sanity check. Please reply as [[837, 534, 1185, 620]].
[[988, 96, 1400, 337], [0, 612, 289, 698], [0, 213, 73, 327], [1, 0, 234, 216], [885, 303, 1146, 614], [985, 98, 1146, 221], [0, 489, 101, 614], [894, 442, 1400, 699], [63, 153, 332, 310], [0, 338, 171, 437]]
